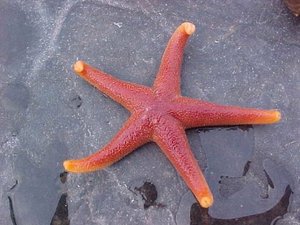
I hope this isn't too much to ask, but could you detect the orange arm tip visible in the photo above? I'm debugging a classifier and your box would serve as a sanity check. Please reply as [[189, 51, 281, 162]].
[[64, 158, 108, 173], [264, 110, 281, 124], [247, 109, 281, 125], [63, 159, 87, 173], [199, 196, 214, 208], [179, 22, 196, 35], [273, 110, 281, 122], [73, 60, 85, 74], [63, 160, 73, 172], [194, 189, 214, 208]]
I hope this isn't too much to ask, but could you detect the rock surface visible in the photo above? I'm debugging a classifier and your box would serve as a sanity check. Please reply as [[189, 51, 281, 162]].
[[0, 0, 299, 224]]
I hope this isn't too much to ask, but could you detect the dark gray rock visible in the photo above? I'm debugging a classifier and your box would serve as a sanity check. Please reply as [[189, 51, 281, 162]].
[[0, 0, 299, 224]]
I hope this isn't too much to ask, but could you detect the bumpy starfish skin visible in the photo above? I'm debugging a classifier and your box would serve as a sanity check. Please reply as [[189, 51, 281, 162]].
[[64, 22, 281, 208]]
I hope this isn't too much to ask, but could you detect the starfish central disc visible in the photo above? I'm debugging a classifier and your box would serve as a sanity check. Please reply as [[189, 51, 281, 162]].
[[63, 22, 281, 208]]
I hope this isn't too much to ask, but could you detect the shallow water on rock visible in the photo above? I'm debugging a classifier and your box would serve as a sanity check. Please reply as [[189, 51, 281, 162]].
[[176, 126, 292, 225]]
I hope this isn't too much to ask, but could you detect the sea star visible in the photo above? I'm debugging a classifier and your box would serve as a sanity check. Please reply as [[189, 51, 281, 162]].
[[64, 22, 281, 208]]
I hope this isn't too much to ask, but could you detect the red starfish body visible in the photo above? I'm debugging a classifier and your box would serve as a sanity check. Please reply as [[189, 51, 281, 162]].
[[64, 22, 281, 208]]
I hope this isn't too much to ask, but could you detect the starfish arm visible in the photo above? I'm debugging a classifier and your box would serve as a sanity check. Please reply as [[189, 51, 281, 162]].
[[73, 61, 153, 112], [153, 22, 195, 97], [173, 97, 281, 129], [152, 116, 213, 208], [64, 113, 152, 173]]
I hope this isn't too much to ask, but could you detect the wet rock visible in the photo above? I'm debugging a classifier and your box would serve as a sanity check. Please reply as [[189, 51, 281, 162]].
[[0, 1, 299, 225]]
